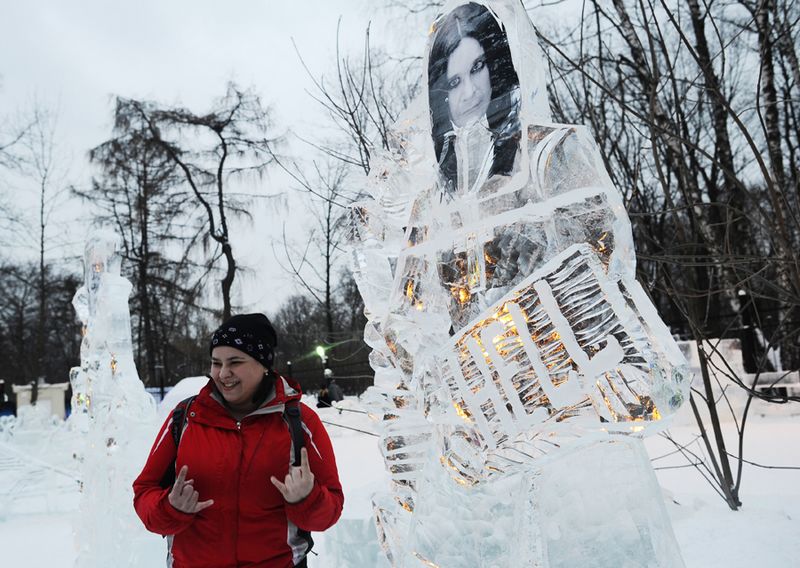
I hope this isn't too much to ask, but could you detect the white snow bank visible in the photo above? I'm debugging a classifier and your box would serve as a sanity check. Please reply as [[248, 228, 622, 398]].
[[1, 397, 797, 567]]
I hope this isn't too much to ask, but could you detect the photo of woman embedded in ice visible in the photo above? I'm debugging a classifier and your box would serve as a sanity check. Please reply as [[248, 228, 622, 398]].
[[349, 1, 691, 566], [427, 1, 521, 195]]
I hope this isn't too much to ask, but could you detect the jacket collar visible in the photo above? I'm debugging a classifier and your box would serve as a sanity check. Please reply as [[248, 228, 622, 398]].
[[195, 375, 304, 426]]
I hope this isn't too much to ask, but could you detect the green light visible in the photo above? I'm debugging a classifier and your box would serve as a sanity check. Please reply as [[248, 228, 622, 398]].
[[315, 346, 326, 359]]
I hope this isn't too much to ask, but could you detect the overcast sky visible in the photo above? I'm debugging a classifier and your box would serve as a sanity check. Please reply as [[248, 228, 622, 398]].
[[1, 0, 377, 151], [0, 0, 409, 314]]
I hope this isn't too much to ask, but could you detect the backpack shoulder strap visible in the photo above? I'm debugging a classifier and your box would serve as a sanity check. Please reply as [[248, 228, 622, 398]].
[[282, 399, 314, 558], [159, 395, 197, 489], [283, 399, 305, 467], [170, 395, 197, 448]]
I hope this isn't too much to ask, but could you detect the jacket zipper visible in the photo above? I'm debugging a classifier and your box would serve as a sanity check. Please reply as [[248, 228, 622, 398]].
[[234, 419, 243, 563]]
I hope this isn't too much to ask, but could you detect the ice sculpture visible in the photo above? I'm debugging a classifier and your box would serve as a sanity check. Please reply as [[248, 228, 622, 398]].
[[348, 1, 690, 566], [69, 230, 161, 567]]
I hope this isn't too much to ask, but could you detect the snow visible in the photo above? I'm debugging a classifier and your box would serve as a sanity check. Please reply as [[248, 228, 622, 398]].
[[646, 414, 800, 567], [1, 395, 797, 567]]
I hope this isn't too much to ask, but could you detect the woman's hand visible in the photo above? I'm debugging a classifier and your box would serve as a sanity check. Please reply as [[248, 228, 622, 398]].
[[271, 447, 315, 504], [168, 465, 215, 514]]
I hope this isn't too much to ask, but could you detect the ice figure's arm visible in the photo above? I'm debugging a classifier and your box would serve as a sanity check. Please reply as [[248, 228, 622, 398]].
[[284, 403, 344, 531], [132, 415, 197, 535], [530, 124, 634, 278]]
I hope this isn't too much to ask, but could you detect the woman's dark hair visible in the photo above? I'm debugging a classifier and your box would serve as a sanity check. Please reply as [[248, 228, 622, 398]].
[[428, 2, 521, 193]]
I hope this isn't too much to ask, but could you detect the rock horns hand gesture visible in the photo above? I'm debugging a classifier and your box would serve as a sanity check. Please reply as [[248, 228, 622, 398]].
[[271, 447, 315, 504], [168, 465, 215, 514]]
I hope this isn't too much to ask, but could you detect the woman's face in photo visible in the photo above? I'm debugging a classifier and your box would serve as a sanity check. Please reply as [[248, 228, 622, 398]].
[[446, 36, 492, 127]]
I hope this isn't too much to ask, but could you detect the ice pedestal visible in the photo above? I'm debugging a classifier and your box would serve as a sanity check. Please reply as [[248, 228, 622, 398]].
[[535, 439, 683, 568], [381, 438, 683, 568], [69, 230, 162, 567], [324, 518, 392, 568], [403, 469, 541, 567]]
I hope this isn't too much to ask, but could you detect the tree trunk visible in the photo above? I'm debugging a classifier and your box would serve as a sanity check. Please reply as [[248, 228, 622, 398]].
[[325, 201, 334, 338], [139, 179, 158, 387], [221, 241, 236, 321], [36, 176, 46, 382], [756, 0, 786, 189]]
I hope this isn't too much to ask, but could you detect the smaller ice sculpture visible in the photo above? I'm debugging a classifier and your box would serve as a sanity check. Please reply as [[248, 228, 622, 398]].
[[70, 230, 161, 567], [348, 1, 690, 566]]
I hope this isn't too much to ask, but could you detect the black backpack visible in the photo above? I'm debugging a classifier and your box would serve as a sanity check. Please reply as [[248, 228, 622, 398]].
[[159, 395, 306, 488]]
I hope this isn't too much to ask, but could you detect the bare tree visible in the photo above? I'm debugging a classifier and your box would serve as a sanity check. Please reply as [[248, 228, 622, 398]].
[[538, 0, 800, 509], [269, 158, 372, 391], [0, 103, 75, 383], [0, 100, 36, 243], [0, 261, 81, 387], [274, 160, 354, 336], [0, 108, 31, 172], [83, 97, 209, 390], [122, 83, 282, 320], [298, 23, 420, 174], [26, 107, 69, 382], [268, 17, 427, 393]]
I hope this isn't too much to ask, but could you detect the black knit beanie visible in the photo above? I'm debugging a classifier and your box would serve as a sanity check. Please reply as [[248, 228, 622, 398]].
[[209, 313, 277, 369]]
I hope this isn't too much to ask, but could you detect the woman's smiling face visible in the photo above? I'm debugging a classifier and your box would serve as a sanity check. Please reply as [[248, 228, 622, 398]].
[[210, 346, 265, 411], [446, 36, 492, 127]]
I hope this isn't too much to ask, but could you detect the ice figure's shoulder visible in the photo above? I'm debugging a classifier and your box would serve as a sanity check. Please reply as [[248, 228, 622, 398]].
[[361, 97, 435, 209], [524, 121, 614, 201], [525, 122, 604, 174]]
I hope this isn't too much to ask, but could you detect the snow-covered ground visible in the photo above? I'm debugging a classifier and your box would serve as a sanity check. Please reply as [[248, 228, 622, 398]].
[[1, 394, 798, 567]]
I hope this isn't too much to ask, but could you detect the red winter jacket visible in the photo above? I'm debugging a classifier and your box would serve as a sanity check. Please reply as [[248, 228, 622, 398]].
[[133, 376, 343, 568]]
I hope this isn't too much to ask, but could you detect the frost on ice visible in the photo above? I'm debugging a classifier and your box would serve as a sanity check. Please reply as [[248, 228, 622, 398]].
[[349, 1, 690, 566]]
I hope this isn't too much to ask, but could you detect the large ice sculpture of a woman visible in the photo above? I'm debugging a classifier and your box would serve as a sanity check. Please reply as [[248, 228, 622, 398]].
[[350, 2, 690, 566]]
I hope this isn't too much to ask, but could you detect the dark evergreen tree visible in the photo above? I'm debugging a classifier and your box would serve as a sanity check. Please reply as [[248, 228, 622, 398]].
[[119, 84, 282, 320], [83, 98, 209, 390]]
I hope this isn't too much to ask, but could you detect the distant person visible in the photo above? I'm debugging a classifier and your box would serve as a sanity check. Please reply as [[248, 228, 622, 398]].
[[327, 378, 344, 403], [316, 382, 332, 408], [133, 313, 343, 567], [0, 380, 8, 416]]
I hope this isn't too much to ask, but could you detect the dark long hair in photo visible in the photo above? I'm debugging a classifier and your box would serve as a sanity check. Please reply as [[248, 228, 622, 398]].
[[428, 2, 521, 193]]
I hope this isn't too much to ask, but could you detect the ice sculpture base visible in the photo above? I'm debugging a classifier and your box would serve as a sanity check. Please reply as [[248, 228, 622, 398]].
[[535, 438, 684, 568], [384, 436, 683, 567], [404, 470, 541, 567], [325, 518, 392, 567]]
